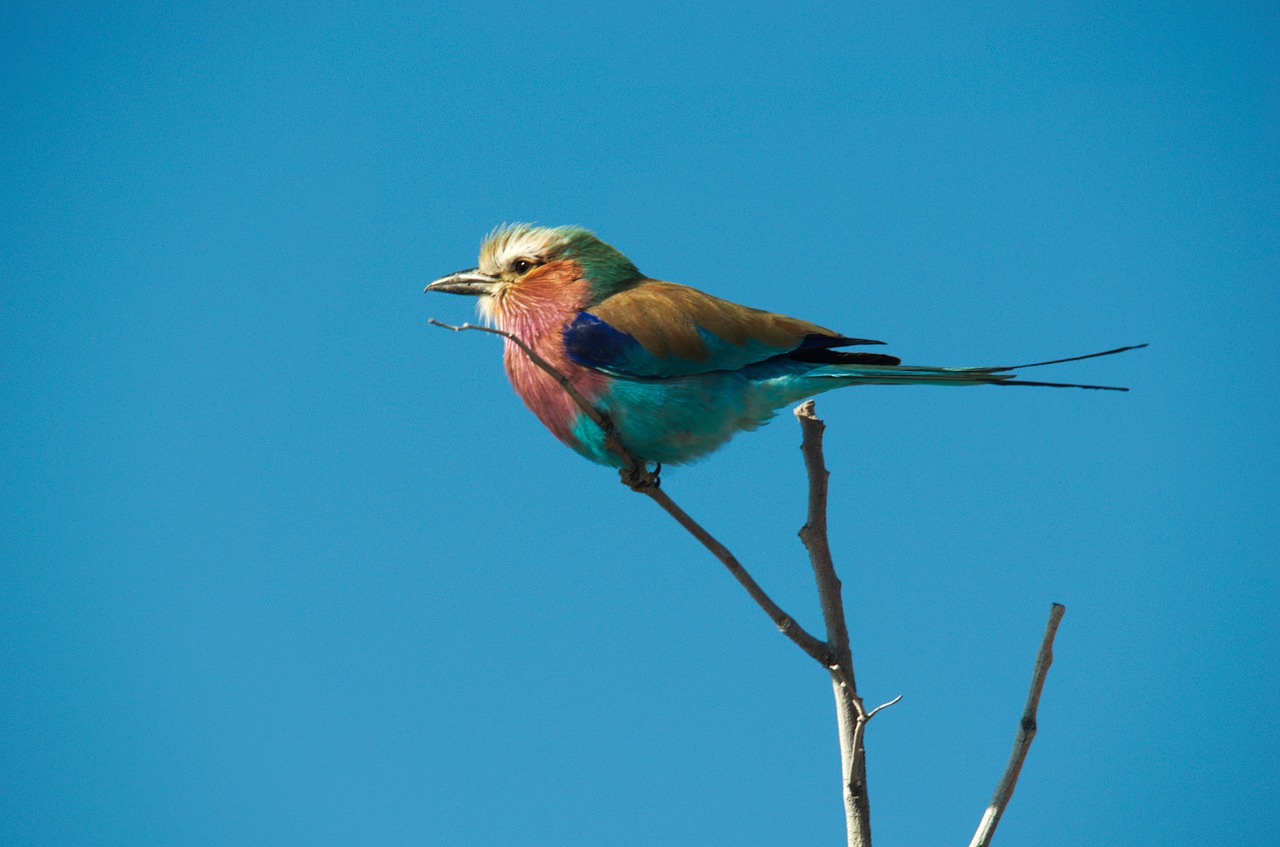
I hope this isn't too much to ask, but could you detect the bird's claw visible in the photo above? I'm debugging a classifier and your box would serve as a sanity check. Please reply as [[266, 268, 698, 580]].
[[621, 462, 662, 491]]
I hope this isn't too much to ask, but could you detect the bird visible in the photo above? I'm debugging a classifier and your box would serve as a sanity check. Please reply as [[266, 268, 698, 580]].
[[426, 224, 1142, 471]]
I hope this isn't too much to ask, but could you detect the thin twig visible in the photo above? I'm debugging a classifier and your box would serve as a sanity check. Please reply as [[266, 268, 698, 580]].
[[428, 319, 606, 434], [968, 603, 1066, 847], [865, 695, 903, 721], [427, 319, 650, 482], [427, 317, 828, 658], [640, 485, 831, 663]]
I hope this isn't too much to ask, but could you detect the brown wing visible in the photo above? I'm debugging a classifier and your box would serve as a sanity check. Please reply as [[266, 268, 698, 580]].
[[590, 281, 848, 362]]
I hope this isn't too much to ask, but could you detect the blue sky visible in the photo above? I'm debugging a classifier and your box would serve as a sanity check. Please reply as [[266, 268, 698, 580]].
[[2, 2, 1276, 844]]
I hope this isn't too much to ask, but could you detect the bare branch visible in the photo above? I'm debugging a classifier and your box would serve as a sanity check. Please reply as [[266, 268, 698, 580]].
[[795, 401, 855, 677], [639, 485, 831, 663], [968, 604, 1066, 847], [795, 400, 872, 847], [428, 317, 828, 659]]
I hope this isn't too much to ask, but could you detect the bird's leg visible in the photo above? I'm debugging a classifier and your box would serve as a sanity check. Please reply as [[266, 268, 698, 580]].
[[620, 461, 662, 491]]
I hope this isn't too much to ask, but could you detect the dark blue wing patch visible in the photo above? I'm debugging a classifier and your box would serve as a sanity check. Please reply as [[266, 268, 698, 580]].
[[564, 312, 637, 370]]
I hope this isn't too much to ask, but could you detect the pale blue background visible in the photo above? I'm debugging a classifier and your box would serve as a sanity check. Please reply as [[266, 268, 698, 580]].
[[3, 3, 1276, 845]]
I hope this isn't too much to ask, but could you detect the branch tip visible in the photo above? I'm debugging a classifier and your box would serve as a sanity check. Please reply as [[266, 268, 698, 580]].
[[967, 605, 1067, 847], [866, 695, 904, 720]]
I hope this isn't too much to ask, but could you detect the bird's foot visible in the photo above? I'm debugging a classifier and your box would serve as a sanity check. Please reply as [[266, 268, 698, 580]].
[[621, 462, 662, 492]]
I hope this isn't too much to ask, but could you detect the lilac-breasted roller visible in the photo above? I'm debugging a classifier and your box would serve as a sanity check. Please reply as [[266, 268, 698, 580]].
[[426, 225, 1140, 468]]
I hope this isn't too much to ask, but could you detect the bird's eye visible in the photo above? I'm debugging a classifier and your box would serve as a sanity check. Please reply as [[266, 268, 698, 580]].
[[513, 258, 537, 275]]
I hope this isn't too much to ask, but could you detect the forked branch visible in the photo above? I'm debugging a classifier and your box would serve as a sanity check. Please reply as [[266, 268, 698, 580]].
[[430, 318, 1066, 847]]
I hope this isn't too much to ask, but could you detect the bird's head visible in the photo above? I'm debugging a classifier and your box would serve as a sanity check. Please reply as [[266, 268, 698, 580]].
[[425, 225, 643, 322]]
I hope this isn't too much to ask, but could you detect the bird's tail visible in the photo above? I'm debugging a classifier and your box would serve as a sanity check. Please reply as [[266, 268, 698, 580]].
[[813, 344, 1147, 391]]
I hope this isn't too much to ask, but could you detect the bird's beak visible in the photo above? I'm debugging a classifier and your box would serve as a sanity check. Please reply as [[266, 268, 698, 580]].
[[424, 268, 500, 296]]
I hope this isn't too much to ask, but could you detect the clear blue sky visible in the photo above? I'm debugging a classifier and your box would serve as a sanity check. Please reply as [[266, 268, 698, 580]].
[[3, 2, 1276, 845]]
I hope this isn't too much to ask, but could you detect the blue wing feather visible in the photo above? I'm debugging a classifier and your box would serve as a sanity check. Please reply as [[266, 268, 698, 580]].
[[564, 312, 894, 377]]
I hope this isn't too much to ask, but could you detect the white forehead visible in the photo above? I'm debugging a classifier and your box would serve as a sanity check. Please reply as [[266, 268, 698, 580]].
[[478, 225, 568, 274]]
